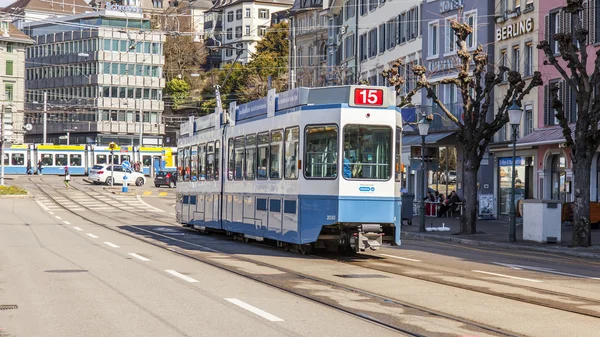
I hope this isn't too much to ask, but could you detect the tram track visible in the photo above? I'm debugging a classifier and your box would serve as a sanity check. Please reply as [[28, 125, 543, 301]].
[[28, 177, 521, 337]]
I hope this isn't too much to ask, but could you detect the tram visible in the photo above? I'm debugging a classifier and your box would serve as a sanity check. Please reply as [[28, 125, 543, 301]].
[[175, 85, 404, 253], [1, 144, 176, 175]]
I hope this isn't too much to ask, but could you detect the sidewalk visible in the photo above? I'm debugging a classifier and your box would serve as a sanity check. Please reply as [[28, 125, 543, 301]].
[[401, 215, 600, 259]]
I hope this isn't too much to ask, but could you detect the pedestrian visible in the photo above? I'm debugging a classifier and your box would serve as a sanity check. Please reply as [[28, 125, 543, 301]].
[[37, 160, 43, 175], [64, 167, 71, 189]]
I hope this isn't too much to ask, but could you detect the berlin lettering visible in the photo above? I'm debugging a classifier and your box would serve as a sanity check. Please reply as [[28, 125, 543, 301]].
[[105, 2, 143, 14], [496, 18, 534, 41]]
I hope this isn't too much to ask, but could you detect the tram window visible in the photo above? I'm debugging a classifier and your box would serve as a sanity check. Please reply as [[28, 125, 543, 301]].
[[234, 136, 245, 181], [70, 154, 82, 166], [270, 130, 283, 179], [343, 125, 392, 180], [215, 141, 220, 181], [108, 155, 118, 165], [184, 147, 190, 182], [206, 142, 214, 180], [191, 145, 198, 181], [96, 154, 107, 164], [143, 155, 152, 166], [176, 151, 183, 182], [395, 127, 401, 182], [304, 125, 338, 179], [284, 127, 299, 180], [227, 138, 234, 180], [3, 153, 8, 165], [245, 134, 256, 180], [121, 155, 131, 163], [257, 132, 269, 180], [56, 154, 68, 167], [199, 144, 206, 181], [12, 153, 24, 166], [41, 154, 54, 166]]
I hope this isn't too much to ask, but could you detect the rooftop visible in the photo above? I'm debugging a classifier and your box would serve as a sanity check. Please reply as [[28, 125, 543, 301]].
[[2, 0, 91, 15], [0, 21, 34, 44]]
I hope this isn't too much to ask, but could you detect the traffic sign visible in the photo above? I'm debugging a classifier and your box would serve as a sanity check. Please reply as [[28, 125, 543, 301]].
[[122, 160, 131, 170]]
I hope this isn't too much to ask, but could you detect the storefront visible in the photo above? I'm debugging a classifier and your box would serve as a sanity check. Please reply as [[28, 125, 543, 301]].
[[497, 156, 535, 215]]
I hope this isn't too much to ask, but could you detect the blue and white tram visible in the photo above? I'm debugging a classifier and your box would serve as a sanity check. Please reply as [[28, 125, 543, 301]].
[[175, 85, 403, 253]]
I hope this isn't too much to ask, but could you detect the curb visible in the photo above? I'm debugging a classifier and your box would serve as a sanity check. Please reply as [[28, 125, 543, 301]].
[[401, 231, 600, 260], [102, 187, 137, 196], [0, 191, 32, 199]]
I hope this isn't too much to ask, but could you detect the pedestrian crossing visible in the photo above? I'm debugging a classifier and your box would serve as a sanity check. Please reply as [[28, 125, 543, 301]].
[[35, 192, 166, 213]]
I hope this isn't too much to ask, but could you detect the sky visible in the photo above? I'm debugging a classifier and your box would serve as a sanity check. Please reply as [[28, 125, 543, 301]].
[[0, 0, 16, 8]]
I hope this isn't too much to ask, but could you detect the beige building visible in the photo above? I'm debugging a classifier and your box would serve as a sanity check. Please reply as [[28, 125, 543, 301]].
[[0, 20, 34, 144]]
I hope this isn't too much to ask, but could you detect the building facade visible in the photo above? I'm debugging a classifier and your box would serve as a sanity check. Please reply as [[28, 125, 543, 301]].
[[22, 9, 166, 146], [4, 0, 91, 29], [489, 0, 539, 217], [0, 21, 34, 145]]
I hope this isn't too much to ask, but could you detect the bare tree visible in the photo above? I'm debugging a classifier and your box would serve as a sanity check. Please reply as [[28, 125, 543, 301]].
[[538, 0, 600, 246], [384, 21, 542, 234]]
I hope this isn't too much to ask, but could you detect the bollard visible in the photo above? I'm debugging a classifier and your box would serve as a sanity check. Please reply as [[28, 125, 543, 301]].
[[122, 175, 128, 193]]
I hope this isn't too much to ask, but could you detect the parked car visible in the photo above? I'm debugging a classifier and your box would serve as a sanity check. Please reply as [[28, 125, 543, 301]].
[[154, 171, 177, 188], [440, 170, 457, 184], [88, 164, 146, 186]]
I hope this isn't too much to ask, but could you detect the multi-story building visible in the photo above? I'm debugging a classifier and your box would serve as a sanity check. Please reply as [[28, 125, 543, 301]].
[[489, 0, 539, 218], [205, 0, 293, 67], [3, 0, 91, 29], [288, 0, 328, 87], [0, 20, 34, 145], [417, 0, 496, 202], [159, 0, 212, 35], [22, 8, 166, 146]]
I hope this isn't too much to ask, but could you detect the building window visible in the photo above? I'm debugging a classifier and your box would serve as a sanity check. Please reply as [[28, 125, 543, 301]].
[[258, 9, 269, 19], [378, 24, 385, 53], [152, 0, 162, 8], [5, 83, 13, 101], [408, 7, 417, 40], [360, 0, 367, 16], [512, 45, 520, 72], [245, 25, 251, 36], [227, 28, 233, 40], [345, 0, 356, 20], [465, 11, 477, 48], [344, 34, 354, 60], [6, 43, 13, 53], [500, 49, 507, 81], [298, 49, 303, 66], [308, 46, 314, 65], [524, 42, 533, 76], [245, 8, 251, 17], [258, 26, 267, 37], [428, 21, 439, 57], [445, 17, 456, 54], [549, 10, 560, 54], [596, 0, 600, 42], [368, 28, 377, 57], [359, 33, 367, 61], [369, 0, 377, 11], [227, 11, 234, 22], [398, 13, 406, 44], [524, 104, 533, 135], [5, 60, 13, 75], [236, 9, 242, 20], [235, 26, 242, 38]]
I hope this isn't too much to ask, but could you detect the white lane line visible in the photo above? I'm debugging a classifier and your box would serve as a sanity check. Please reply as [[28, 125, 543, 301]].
[[48, 211, 54, 215], [63, 221, 71, 225], [55, 215, 62, 220], [136, 195, 166, 212], [86, 233, 99, 239], [104, 242, 120, 248], [73, 226, 83, 231], [380, 253, 422, 262], [169, 212, 176, 216], [165, 269, 198, 283], [129, 253, 151, 262], [225, 298, 284, 322], [129, 225, 221, 253], [472, 270, 542, 283], [35, 200, 51, 210]]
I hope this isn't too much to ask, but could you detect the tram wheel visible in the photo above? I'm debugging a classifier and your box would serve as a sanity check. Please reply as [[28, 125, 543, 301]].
[[298, 244, 313, 255]]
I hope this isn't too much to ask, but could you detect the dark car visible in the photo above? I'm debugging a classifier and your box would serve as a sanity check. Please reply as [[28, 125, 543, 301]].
[[154, 171, 177, 188]]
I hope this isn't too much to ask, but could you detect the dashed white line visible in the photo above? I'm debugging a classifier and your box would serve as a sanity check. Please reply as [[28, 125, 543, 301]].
[[63, 221, 71, 225], [48, 212, 54, 215], [129, 253, 151, 262], [86, 233, 99, 239], [55, 216, 62, 220], [225, 298, 284, 322], [104, 242, 120, 248], [73, 226, 83, 231], [169, 212, 176, 216], [35, 200, 50, 211], [472, 270, 542, 283], [380, 253, 422, 262], [165, 269, 198, 283]]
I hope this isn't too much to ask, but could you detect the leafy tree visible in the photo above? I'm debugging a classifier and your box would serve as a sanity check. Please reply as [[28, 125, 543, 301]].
[[166, 78, 191, 110], [163, 34, 207, 90], [538, 0, 600, 246], [384, 21, 542, 234]]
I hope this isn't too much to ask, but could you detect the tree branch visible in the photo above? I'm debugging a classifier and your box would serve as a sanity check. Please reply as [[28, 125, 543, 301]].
[[550, 83, 575, 148], [537, 40, 578, 92]]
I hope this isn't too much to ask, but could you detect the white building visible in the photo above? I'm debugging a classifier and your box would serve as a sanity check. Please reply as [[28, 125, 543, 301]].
[[3, 0, 92, 29]]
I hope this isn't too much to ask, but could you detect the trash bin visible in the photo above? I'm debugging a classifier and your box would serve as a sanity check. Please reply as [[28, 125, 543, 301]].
[[401, 194, 415, 226]]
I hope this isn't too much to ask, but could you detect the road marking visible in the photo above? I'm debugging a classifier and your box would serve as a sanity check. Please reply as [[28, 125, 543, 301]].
[[63, 221, 71, 225], [55, 216, 62, 220], [380, 253, 422, 262], [225, 298, 284, 322], [165, 269, 198, 283], [493, 262, 600, 280], [135, 195, 165, 212], [472, 270, 542, 283], [35, 200, 50, 210], [73, 226, 83, 231], [158, 192, 168, 197], [48, 211, 54, 215], [169, 212, 176, 216], [86, 233, 99, 239], [129, 225, 221, 253], [104, 242, 120, 248], [143, 191, 152, 196], [129, 253, 151, 262]]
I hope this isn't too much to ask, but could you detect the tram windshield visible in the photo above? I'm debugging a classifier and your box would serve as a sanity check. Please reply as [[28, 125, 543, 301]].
[[343, 125, 392, 180]]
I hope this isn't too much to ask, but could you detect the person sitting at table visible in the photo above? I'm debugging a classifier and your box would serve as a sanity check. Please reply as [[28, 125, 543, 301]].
[[438, 190, 460, 217]]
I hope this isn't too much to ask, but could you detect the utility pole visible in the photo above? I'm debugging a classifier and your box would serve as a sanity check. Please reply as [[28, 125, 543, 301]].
[[0, 105, 5, 186], [42, 92, 47, 144], [139, 97, 143, 148]]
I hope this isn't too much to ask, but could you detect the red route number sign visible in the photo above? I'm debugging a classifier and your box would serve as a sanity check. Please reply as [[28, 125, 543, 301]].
[[353, 88, 384, 106]]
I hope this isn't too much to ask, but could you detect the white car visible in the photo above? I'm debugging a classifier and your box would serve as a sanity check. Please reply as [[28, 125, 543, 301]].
[[88, 164, 146, 186]]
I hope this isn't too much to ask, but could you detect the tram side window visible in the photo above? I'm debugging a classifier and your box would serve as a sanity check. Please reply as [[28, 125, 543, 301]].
[[245, 134, 256, 180], [270, 130, 283, 179], [109, 155, 119, 165], [395, 127, 401, 182], [12, 153, 24, 166], [184, 147, 190, 182], [3, 154, 9, 165], [191, 145, 198, 181], [199, 144, 206, 180], [70, 154, 82, 166], [234, 136, 245, 181], [304, 125, 338, 179], [284, 127, 299, 179], [96, 154, 107, 164], [343, 125, 392, 180], [176, 151, 183, 182], [228, 138, 234, 180], [206, 142, 214, 180], [215, 141, 220, 181], [143, 155, 152, 167], [56, 154, 68, 167], [257, 132, 269, 180], [121, 155, 131, 163], [41, 154, 53, 166]]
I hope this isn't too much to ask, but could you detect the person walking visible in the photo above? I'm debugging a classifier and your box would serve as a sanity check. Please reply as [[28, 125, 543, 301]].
[[37, 160, 43, 175], [64, 167, 71, 189]]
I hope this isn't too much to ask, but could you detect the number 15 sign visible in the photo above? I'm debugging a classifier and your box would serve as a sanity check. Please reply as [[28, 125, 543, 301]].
[[349, 87, 388, 108]]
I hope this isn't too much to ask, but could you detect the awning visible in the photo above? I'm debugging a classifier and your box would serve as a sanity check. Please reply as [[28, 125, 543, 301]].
[[516, 125, 572, 147], [402, 131, 457, 147]]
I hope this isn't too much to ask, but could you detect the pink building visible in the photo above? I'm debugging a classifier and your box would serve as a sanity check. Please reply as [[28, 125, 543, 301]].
[[516, 0, 599, 202]]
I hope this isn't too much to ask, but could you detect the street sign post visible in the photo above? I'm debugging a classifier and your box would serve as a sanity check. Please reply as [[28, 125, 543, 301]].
[[122, 161, 131, 192]]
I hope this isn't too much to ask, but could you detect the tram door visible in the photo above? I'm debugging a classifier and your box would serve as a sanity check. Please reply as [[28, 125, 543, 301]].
[[27, 145, 34, 174]]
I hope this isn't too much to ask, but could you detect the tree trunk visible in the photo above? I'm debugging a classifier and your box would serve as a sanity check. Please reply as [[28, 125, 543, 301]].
[[571, 154, 593, 247], [461, 149, 480, 234]]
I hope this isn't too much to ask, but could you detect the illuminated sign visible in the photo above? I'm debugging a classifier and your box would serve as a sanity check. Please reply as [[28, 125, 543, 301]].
[[353, 88, 384, 106], [105, 2, 143, 14], [496, 18, 534, 41]]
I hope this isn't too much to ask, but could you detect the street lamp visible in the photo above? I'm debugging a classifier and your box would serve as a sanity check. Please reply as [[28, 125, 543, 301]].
[[508, 100, 523, 242], [417, 113, 431, 232]]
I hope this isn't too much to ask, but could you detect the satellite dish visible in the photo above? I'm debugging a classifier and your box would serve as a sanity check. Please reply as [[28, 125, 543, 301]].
[[25, 124, 33, 131]]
